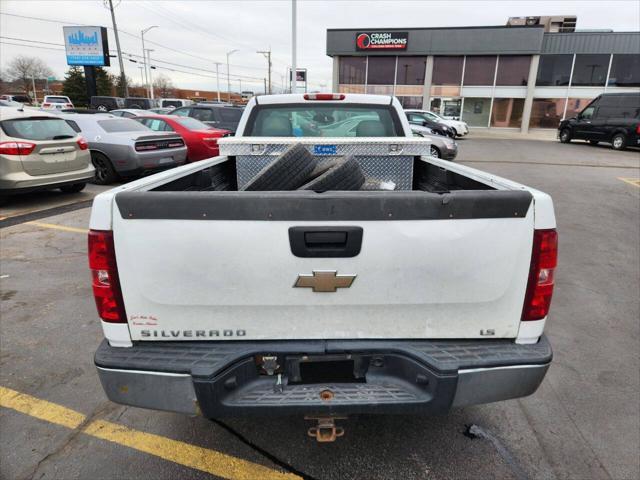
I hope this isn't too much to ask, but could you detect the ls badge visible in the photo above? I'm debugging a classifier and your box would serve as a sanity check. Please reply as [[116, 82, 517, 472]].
[[294, 270, 356, 292]]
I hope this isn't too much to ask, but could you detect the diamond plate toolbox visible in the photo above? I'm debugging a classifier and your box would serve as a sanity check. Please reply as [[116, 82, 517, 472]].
[[218, 137, 432, 190]]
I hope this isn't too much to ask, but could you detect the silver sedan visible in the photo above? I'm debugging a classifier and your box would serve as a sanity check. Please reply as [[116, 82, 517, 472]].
[[411, 124, 458, 160]]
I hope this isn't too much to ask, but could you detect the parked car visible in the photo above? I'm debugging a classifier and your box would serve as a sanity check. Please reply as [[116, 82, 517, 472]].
[[91, 94, 557, 439], [134, 114, 231, 162], [171, 104, 243, 133], [159, 98, 193, 109], [41, 95, 74, 111], [148, 107, 174, 115], [404, 110, 455, 138], [124, 97, 158, 109], [90, 96, 125, 111], [0, 99, 24, 108], [411, 125, 458, 160], [1, 94, 33, 105], [109, 109, 149, 118], [406, 109, 469, 137], [0, 108, 94, 195], [61, 113, 187, 184], [558, 92, 640, 150]]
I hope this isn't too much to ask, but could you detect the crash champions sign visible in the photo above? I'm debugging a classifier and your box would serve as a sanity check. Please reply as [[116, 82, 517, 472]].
[[356, 32, 408, 51]]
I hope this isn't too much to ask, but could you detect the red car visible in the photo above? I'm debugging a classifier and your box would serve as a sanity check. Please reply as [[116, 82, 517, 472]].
[[135, 115, 230, 162]]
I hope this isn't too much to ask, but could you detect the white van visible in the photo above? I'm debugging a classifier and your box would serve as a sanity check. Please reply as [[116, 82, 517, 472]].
[[158, 98, 193, 109]]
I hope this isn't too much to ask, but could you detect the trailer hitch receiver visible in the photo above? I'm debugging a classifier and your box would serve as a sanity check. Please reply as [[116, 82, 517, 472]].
[[305, 416, 347, 442]]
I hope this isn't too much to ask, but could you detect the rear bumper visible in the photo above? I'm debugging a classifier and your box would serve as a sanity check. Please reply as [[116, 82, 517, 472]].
[[95, 336, 552, 417], [0, 164, 95, 194]]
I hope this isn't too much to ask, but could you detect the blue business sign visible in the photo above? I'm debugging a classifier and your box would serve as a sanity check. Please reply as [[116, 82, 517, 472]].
[[63, 26, 110, 67], [313, 145, 338, 155]]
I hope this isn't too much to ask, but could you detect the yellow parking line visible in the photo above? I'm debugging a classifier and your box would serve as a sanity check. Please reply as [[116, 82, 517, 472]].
[[25, 221, 88, 234], [0, 386, 299, 480], [618, 177, 640, 187]]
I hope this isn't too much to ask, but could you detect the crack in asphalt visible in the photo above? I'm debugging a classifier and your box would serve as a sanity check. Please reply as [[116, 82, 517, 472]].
[[464, 424, 530, 480], [210, 418, 319, 480]]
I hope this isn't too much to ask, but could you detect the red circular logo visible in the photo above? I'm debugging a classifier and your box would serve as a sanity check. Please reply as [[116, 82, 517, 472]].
[[356, 33, 370, 49]]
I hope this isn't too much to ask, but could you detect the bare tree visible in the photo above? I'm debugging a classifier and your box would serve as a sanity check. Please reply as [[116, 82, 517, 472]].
[[153, 74, 175, 98], [5, 56, 53, 94]]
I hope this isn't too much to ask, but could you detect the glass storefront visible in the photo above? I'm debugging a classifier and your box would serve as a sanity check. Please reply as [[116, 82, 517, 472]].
[[491, 98, 525, 128], [608, 54, 640, 87], [399, 96, 423, 109], [430, 97, 462, 119], [571, 54, 609, 86], [395, 57, 427, 85], [536, 55, 573, 86], [462, 97, 492, 126], [565, 98, 593, 119], [464, 56, 497, 86], [432, 56, 464, 85], [530, 98, 567, 129], [339, 57, 366, 84], [367, 57, 396, 85]]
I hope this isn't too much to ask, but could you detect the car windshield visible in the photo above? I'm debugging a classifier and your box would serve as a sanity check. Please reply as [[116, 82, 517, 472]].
[[248, 105, 398, 137], [1, 117, 77, 140], [97, 119, 150, 133], [46, 97, 69, 103], [174, 117, 210, 130]]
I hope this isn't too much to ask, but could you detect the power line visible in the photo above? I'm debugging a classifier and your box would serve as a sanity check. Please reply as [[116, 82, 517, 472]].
[[0, 40, 65, 52]]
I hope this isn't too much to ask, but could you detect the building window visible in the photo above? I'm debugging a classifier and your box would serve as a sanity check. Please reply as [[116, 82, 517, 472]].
[[462, 97, 491, 127], [399, 96, 423, 109], [339, 57, 366, 84], [530, 98, 567, 128], [365, 85, 394, 95], [496, 56, 531, 86], [571, 54, 609, 86], [536, 55, 573, 86], [430, 97, 462, 119], [396, 57, 427, 85], [367, 57, 396, 85], [463, 56, 497, 86], [608, 54, 640, 87], [491, 98, 525, 127], [432, 56, 464, 85], [565, 98, 594, 119]]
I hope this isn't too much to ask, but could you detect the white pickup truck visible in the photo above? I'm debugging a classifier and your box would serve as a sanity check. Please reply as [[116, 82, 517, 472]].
[[90, 94, 556, 441]]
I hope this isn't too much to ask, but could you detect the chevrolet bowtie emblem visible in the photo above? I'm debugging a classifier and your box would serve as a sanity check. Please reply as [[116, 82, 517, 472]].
[[294, 270, 356, 292]]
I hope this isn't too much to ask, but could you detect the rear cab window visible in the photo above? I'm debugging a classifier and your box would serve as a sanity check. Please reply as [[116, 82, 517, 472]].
[[46, 97, 70, 104], [1, 117, 78, 140], [246, 104, 401, 137], [97, 119, 150, 133]]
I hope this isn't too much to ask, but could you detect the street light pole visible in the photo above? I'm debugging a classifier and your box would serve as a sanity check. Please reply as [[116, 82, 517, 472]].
[[105, 0, 128, 97], [215, 62, 221, 102], [291, 0, 297, 94], [226, 49, 239, 102], [257, 49, 272, 94], [146, 49, 155, 99], [141, 26, 158, 98]]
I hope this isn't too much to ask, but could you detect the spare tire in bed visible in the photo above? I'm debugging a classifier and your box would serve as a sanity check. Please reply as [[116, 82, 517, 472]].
[[298, 155, 365, 192], [241, 143, 316, 191]]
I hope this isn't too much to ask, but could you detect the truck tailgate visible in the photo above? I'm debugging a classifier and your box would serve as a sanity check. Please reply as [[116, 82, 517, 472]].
[[112, 190, 534, 341]]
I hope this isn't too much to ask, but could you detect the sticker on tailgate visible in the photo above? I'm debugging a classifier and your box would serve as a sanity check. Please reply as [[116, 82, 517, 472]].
[[313, 144, 337, 155]]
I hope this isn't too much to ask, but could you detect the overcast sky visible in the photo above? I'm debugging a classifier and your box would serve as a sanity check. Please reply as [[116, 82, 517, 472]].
[[1, 0, 639, 93]]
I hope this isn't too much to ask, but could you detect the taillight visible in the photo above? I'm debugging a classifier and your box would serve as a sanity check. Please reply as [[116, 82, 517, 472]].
[[43, 103, 51, 107], [135, 144, 158, 151], [636, 124, 640, 135], [522, 229, 558, 321], [303, 93, 345, 101], [88, 230, 126, 323], [66, 103, 73, 108], [77, 137, 89, 150], [0, 141, 36, 155]]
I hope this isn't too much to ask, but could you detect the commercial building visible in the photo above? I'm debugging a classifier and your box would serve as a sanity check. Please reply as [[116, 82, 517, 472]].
[[326, 22, 640, 131]]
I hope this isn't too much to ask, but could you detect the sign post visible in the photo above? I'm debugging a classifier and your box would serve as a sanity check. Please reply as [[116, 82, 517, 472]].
[[289, 68, 307, 93], [63, 26, 110, 105]]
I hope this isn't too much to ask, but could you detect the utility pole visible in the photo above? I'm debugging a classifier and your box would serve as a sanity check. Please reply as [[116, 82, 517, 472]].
[[291, 0, 297, 94], [226, 49, 239, 102], [145, 49, 155, 99], [264, 78, 267, 95], [31, 75, 37, 105], [215, 62, 221, 102], [137, 65, 144, 87], [105, 0, 128, 96], [257, 49, 272, 94], [141, 26, 158, 98]]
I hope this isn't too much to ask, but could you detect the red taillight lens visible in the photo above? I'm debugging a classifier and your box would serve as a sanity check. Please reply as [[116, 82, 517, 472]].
[[88, 230, 126, 323], [0, 141, 36, 155], [303, 93, 345, 101], [77, 137, 89, 150], [636, 124, 640, 135], [522, 229, 558, 321], [43, 103, 51, 107]]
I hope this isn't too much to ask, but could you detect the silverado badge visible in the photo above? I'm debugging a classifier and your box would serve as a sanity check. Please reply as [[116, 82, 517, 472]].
[[294, 270, 356, 292]]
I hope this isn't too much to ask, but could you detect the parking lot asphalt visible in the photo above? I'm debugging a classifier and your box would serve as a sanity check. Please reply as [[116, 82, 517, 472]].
[[1, 137, 639, 480]]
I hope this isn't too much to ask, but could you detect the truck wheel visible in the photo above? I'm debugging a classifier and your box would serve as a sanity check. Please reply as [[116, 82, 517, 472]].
[[91, 152, 118, 185], [59, 183, 86, 193], [299, 156, 365, 192], [242, 143, 316, 191], [611, 133, 627, 151], [96, 104, 108, 112], [559, 128, 572, 143]]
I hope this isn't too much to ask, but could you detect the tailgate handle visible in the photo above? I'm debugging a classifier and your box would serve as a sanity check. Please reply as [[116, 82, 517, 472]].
[[289, 227, 363, 258]]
